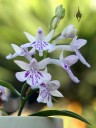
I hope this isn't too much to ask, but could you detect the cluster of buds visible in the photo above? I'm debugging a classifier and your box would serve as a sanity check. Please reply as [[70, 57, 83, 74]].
[[5, 22, 90, 107]]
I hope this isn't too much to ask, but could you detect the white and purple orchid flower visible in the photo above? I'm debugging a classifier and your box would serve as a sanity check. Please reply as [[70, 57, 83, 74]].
[[14, 58, 51, 89], [37, 80, 63, 107], [50, 51, 80, 83], [6, 44, 35, 61], [21, 27, 54, 56], [0, 86, 7, 101]]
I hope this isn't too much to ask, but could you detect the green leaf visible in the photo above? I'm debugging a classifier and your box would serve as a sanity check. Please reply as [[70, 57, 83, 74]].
[[29, 110, 91, 125], [0, 80, 21, 96]]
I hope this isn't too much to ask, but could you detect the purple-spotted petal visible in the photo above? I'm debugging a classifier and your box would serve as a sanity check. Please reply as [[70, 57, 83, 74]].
[[63, 64, 80, 83], [26, 70, 51, 89], [37, 86, 53, 107], [15, 71, 30, 82], [64, 55, 78, 66], [40, 71, 51, 81], [31, 40, 50, 51], [75, 49, 91, 67]]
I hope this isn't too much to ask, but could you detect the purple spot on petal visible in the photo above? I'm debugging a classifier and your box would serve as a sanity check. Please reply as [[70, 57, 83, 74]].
[[38, 30, 42, 34], [40, 83, 46, 87], [64, 64, 68, 69], [43, 41, 48, 45], [25, 71, 30, 77], [31, 42, 36, 45], [37, 71, 43, 77]]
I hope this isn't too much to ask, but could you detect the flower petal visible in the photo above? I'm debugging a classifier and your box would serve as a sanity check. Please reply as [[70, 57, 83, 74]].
[[66, 67, 80, 83], [50, 90, 63, 97], [14, 60, 30, 70], [11, 44, 21, 53], [71, 37, 87, 49], [48, 80, 60, 91], [44, 30, 54, 42], [64, 55, 78, 66], [27, 71, 51, 89], [15, 71, 29, 82], [24, 32, 36, 42], [37, 58, 50, 69], [39, 71, 51, 82], [37, 87, 53, 107], [75, 49, 91, 67]]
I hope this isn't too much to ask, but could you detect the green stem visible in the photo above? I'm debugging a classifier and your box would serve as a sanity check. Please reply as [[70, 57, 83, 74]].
[[17, 83, 28, 116], [51, 33, 61, 42], [17, 98, 26, 116]]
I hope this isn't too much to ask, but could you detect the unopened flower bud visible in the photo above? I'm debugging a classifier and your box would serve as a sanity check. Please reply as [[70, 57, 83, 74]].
[[55, 5, 65, 19], [61, 24, 77, 38]]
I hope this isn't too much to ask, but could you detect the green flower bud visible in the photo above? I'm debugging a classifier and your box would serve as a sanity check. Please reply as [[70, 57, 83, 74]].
[[55, 5, 65, 19]]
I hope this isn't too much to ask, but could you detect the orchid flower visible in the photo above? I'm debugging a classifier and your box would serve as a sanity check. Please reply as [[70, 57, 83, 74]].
[[14, 58, 51, 89], [70, 36, 91, 67], [21, 27, 54, 56], [37, 80, 63, 107], [59, 24, 77, 39], [6, 44, 35, 61], [0, 86, 7, 101], [50, 51, 80, 83]]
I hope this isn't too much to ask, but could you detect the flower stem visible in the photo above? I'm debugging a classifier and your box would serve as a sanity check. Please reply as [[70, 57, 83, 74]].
[[17, 98, 26, 116], [17, 83, 28, 116], [51, 33, 61, 42]]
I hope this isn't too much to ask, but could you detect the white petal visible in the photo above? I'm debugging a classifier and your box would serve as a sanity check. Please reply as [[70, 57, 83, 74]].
[[37, 58, 50, 69], [6, 54, 13, 60], [29, 48, 35, 55], [40, 71, 51, 81], [11, 44, 21, 53], [24, 32, 36, 42], [71, 38, 87, 49], [37, 87, 53, 107], [48, 80, 60, 91], [64, 55, 78, 66], [48, 45, 73, 53], [6, 53, 20, 60], [67, 68, 80, 83], [27, 78, 39, 89], [75, 49, 91, 67], [50, 90, 63, 97], [14, 60, 30, 70], [49, 59, 62, 67], [21, 43, 32, 48], [15, 71, 28, 82], [44, 30, 54, 42]]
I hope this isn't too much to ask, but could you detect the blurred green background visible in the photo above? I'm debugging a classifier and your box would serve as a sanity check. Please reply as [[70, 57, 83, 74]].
[[0, 0, 96, 128]]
